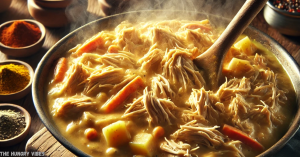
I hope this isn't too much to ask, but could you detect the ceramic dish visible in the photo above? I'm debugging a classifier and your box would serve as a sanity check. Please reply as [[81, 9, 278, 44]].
[[0, 19, 46, 57], [0, 103, 31, 147], [0, 60, 34, 102], [263, 0, 300, 36], [32, 11, 300, 157]]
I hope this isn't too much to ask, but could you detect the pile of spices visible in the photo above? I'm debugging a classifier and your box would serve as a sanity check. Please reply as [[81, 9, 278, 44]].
[[0, 20, 41, 48], [0, 64, 30, 95], [0, 109, 26, 140], [272, 0, 300, 13]]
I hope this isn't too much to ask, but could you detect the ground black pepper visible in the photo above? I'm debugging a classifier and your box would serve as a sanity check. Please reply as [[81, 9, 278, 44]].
[[0, 109, 26, 140]]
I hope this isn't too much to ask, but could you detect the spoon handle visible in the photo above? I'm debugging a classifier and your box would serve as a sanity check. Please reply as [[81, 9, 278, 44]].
[[194, 0, 268, 90], [211, 0, 268, 60]]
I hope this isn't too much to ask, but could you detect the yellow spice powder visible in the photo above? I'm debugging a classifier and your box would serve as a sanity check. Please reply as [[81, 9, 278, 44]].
[[0, 64, 30, 95]]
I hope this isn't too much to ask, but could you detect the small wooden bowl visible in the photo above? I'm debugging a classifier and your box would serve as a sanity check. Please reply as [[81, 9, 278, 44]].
[[34, 0, 72, 9], [0, 60, 34, 102], [0, 19, 46, 57], [0, 103, 31, 147], [28, 0, 69, 28]]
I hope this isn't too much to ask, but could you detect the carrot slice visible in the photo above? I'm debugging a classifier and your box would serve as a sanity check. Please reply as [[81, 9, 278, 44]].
[[54, 57, 67, 82], [184, 23, 211, 32], [222, 124, 264, 151], [101, 76, 145, 113], [76, 33, 104, 56]]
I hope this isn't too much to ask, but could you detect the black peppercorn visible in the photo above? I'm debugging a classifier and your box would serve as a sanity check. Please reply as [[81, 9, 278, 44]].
[[272, 0, 300, 12]]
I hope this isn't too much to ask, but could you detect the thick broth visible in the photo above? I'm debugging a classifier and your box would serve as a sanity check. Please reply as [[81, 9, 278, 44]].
[[47, 20, 296, 157]]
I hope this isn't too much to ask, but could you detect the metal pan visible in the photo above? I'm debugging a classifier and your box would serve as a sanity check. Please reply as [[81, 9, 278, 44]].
[[32, 10, 300, 157]]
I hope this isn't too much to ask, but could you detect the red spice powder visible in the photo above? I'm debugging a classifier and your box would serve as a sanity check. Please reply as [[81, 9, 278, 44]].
[[0, 20, 42, 48]]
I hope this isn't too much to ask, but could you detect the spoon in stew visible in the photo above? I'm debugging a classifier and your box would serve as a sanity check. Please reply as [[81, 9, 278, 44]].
[[193, 0, 268, 91]]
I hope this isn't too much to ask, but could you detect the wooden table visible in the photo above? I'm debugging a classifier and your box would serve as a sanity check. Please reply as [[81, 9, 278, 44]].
[[0, 0, 299, 154]]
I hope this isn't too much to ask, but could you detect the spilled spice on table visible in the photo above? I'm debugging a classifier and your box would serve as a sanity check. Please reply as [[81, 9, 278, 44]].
[[0, 109, 26, 140], [0, 63, 30, 95]]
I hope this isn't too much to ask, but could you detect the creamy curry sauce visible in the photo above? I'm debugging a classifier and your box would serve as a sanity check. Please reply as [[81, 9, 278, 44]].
[[47, 20, 296, 157]]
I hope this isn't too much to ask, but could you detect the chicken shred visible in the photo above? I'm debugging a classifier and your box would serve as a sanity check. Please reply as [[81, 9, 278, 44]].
[[122, 88, 181, 126], [162, 48, 206, 93], [161, 120, 244, 157]]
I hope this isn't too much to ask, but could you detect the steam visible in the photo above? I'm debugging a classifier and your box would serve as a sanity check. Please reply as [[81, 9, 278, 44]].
[[119, 0, 245, 19], [63, 0, 245, 43]]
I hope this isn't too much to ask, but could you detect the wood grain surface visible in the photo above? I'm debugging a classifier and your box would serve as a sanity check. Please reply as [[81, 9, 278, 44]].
[[25, 127, 75, 157], [0, 0, 299, 155]]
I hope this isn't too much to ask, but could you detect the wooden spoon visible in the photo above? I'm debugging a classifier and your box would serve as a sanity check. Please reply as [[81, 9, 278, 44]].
[[193, 0, 268, 91]]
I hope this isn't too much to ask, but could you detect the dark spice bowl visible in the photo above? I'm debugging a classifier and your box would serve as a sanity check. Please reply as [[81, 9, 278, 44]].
[[0, 19, 46, 57], [32, 11, 300, 157], [0, 103, 31, 147], [0, 60, 34, 102], [263, 0, 300, 36]]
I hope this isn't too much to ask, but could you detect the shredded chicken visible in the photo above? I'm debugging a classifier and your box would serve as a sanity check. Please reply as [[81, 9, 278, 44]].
[[83, 66, 125, 96], [162, 48, 206, 93], [98, 51, 137, 69], [161, 120, 244, 157], [171, 120, 225, 149], [122, 88, 181, 126], [115, 27, 147, 55], [216, 77, 251, 101], [250, 69, 287, 126], [151, 27, 184, 51], [77, 53, 103, 67], [179, 29, 214, 51], [186, 88, 225, 125], [228, 94, 254, 134], [144, 89, 180, 126], [160, 138, 194, 156], [253, 53, 267, 68], [155, 20, 182, 32], [152, 74, 175, 99], [53, 96, 97, 116], [228, 94, 251, 118], [249, 101, 272, 128], [59, 63, 90, 95], [138, 44, 165, 71], [122, 97, 147, 119], [253, 70, 287, 107]]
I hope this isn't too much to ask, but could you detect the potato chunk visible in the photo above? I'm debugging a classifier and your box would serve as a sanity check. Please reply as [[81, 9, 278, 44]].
[[224, 58, 254, 77], [234, 36, 257, 55], [129, 133, 155, 156], [102, 121, 131, 147]]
